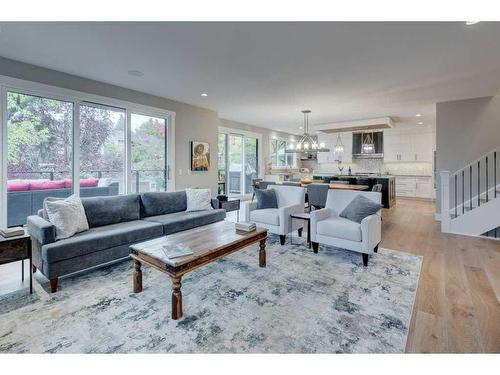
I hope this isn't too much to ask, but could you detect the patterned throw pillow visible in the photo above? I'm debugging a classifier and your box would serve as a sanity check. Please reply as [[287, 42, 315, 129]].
[[44, 195, 89, 240], [185, 188, 213, 212]]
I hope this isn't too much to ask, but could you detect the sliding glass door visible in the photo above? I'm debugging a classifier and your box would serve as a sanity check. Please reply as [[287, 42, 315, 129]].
[[228, 134, 244, 195], [130, 113, 168, 193], [217, 133, 227, 194], [79, 103, 126, 195], [6, 91, 74, 227], [218, 130, 260, 197], [244, 137, 258, 194]]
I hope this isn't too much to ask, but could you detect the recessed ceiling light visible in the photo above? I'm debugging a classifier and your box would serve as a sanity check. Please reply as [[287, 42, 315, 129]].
[[415, 113, 422, 117], [127, 70, 144, 77], [465, 21, 480, 26], [299, 126, 303, 129], [417, 121, 424, 125], [201, 92, 208, 97]]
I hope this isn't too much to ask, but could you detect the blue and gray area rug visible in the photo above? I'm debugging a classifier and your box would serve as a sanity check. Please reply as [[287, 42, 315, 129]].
[[0, 234, 421, 353]]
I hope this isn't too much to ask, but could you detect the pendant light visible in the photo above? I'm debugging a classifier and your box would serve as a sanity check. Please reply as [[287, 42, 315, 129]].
[[333, 134, 345, 154], [286, 110, 330, 153], [361, 131, 375, 154]]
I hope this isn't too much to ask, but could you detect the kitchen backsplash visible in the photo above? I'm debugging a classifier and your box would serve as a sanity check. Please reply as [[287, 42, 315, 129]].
[[312, 159, 433, 176]]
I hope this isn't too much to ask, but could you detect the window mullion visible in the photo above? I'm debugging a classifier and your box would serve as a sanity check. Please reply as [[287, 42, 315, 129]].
[[125, 111, 132, 194], [73, 101, 81, 197], [0, 86, 7, 229]]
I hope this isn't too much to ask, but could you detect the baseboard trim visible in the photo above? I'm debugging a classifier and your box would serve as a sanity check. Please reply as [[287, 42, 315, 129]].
[[448, 231, 500, 241]]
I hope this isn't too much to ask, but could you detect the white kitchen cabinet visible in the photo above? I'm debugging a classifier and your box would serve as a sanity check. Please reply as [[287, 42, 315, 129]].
[[395, 176, 416, 197], [383, 133, 404, 162], [383, 128, 434, 163], [414, 177, 434, 198], [395, 176, 434, 198], [412, 132, 434, 162]]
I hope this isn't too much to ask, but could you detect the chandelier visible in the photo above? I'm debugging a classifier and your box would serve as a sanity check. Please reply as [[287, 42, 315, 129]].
[[286, 110, 330, 153], [361, 131, 375, 154], [333, 134, 344, 154]]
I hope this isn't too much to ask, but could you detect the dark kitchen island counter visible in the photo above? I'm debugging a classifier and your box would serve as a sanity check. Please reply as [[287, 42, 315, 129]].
[[311, 174, 396, 208]]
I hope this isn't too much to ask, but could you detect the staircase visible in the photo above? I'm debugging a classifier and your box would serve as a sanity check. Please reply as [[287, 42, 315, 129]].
[[440, 146, 500, 237]]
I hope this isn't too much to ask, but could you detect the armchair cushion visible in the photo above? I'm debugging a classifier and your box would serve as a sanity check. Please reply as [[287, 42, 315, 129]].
[[255, 189, 278, 209], [317, 216, 362, 242], [250, 208, 279, 226], [339, 195, 383, 223]]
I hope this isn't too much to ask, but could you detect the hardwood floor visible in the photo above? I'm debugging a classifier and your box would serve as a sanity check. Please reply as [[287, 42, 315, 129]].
[[0, 199, 498, 353], [381, 198, 500, 353]]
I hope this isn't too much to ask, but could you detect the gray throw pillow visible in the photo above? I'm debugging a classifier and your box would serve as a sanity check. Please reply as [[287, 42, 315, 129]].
[[255, 189, 278, 209], [339, 195, 383, 223]]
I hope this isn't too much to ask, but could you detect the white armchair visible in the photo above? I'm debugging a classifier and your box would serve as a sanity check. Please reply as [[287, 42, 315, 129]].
[[242, 185, 306, 245], [310, 190, 382, 266]]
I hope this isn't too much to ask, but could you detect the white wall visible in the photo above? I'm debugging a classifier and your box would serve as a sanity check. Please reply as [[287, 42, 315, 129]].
[[436, 95, 500, 213]]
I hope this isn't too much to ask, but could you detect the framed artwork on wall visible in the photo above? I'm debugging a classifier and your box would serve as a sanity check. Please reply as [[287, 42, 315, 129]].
[[190, 141, 210, 171]]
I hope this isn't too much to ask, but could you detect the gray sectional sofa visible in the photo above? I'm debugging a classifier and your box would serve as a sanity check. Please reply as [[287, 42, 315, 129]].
[[27, 191, 226, 292]]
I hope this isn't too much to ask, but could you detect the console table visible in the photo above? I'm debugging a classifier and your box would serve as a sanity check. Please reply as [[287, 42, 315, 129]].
[[0, 232, 33, 294], [217, 199, 241, 222], [290, 212, 312, 250]]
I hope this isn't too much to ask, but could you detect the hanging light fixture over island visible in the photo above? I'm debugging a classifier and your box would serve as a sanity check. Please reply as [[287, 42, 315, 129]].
[[333, 134, 345, 154], [286, 110, 330, 154]]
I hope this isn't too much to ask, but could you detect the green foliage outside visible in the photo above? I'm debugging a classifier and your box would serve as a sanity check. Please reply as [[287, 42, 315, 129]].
[[7, 92, 166, 191]]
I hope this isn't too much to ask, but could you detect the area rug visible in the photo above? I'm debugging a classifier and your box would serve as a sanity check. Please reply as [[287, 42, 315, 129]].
[[0, 234, 422, 353]]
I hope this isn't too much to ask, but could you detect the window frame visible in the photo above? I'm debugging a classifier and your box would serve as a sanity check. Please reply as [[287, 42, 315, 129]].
[[218, 126, 263, 197], [0, 74, 175, 228], [270, 137, 297, 168]]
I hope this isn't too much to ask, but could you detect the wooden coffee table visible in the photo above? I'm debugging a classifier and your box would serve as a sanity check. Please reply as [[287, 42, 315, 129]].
[[130, 221, 267, 320]]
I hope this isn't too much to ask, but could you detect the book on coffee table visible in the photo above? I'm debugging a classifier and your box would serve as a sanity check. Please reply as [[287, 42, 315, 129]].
[[1, 226, 25, 238], [235, 222, 256, 232], [161, 244, 194, 259], [130, 237, 193, 262]]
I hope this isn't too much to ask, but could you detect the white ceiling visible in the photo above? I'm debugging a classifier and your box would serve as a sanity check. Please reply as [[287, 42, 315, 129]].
[[1, 22, 500, 134]]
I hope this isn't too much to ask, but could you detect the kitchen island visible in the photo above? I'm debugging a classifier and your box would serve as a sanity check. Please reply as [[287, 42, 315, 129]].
[[311, 174, 396, 208]]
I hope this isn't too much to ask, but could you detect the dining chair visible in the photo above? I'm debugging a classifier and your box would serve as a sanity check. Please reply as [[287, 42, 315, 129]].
[[306, 183, 330, 211], [258, 181, 276, 190]]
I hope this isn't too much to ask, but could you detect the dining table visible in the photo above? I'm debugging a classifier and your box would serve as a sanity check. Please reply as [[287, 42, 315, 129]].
[[327, 183, 370, 191], [296, 182, 370, 191]]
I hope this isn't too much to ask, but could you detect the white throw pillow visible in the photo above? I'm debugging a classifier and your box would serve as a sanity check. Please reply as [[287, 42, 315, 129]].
[[97, 178, 111, 187], [185, 188, 213, 212], [44, 194, 89, 240]]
